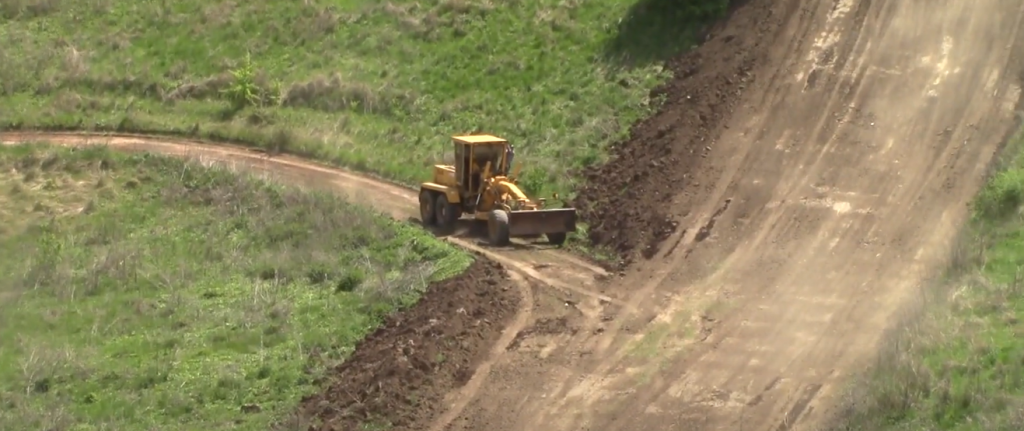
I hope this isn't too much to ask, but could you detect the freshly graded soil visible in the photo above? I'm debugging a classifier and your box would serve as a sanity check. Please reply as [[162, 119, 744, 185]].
[[574, 1, 777, 264], [296, 257, 520, 431]]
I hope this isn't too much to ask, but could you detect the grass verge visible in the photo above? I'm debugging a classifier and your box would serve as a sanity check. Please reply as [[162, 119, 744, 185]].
[[0, 143, 470, 430], [0, 0, 728, 201], [830, 129, 1024, 431]]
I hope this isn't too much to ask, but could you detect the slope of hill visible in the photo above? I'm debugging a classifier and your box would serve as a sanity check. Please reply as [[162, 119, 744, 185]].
[[829, 130, 1024, 431], [0, 0, 726, 215], [424, 0, 1024, 429], [0, 143, 517, 430]]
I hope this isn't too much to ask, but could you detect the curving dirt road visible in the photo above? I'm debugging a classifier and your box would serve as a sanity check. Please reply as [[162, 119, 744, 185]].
[[427, 0, 1024, 430], [0, 130, 618, 428], [4, 0, 1024, 429], [0, 130, 611, 301]]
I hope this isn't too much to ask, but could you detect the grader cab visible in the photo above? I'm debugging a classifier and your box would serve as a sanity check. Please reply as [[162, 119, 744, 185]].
[[418, 134, 577, 246]]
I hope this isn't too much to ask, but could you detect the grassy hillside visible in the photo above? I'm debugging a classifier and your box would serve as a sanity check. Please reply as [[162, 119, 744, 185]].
[[0, 143, 470, 430], [0, 0, 728, 200], [832, 131, 1024, 431]]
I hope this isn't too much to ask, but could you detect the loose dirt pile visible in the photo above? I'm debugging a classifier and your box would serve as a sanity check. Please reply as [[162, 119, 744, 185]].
[[573, 1, 788, 265], [296, 257, 520, 430]]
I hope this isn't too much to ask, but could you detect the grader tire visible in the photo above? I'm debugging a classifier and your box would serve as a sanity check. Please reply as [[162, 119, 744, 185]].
[[419, 190, 436, 226], [434, 194, 460, 230], [488, 210, 511, 246], [546, 232, 567, 246]]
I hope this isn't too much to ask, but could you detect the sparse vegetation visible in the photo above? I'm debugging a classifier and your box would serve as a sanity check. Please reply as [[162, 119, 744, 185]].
[[0, 143, 471, 430], [832, 129, 1024, 431], [0, 0, 729, 201]]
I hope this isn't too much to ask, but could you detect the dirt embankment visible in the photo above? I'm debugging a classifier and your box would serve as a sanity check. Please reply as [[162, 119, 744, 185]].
[[574, 0, 785, 265], [295, 257, 519, 430]]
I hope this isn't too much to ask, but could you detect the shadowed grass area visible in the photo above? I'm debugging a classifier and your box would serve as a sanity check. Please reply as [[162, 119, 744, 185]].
[[604, 0, 728, 66], [0, 0, 729, 202], [0, 143, 470, 430], [829, 129, 1024, 431]]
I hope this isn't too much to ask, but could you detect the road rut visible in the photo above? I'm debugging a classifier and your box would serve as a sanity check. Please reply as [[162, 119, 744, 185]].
[[3, 0, 1024, 428], [437, 0, 1024, 430]]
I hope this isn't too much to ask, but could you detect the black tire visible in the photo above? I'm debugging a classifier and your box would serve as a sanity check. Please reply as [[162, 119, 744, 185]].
[[488, 210, 510, 246], [546, 232, 567, 246], [419, 190, 436, 226], [435, 194, 460, 229]]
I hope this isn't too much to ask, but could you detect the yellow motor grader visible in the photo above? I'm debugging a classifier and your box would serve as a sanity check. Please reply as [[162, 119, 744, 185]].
[[419, 134, 577, 246]]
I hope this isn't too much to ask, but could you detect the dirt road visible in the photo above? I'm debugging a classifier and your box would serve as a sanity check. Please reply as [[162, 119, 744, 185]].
[[3, 0, 1024, 429], [439, 0, 1024, 430], [0, 130, 620, 429]]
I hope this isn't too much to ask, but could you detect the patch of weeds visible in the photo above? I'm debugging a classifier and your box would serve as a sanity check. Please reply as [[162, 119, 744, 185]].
[[0, 0, 729, 201], [0, 143, 471, 431], [829, 128, 1024, 431]]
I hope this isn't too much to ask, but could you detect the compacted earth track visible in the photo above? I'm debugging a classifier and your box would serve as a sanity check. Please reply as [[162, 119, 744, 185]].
[[4, 0, 1024, 429], [0, 130, 616, 430], [468, 0, 1024, 430]]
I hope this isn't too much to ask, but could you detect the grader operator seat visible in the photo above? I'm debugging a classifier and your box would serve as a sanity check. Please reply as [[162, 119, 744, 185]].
[[454, 135, 509, 197]]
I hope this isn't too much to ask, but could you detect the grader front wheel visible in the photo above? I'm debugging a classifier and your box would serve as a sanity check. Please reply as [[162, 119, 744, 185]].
[[546, 232, 567, 246], [488, 210, 510, 246]]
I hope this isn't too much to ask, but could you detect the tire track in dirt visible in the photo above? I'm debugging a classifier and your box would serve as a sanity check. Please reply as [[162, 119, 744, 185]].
[[427, 271, 535, 431], [436, 0, 1024, 430], [604, 2, 1019, 430], [5, 1, 1023, 429], [592, 2, 1022, 431], [538, 0, 810, 398]]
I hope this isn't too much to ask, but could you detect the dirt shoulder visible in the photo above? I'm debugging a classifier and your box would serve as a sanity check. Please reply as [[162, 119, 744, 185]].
[[573, 0, 786, 265], [295, 257, 520, 431], [451, 0, 1024, 430]]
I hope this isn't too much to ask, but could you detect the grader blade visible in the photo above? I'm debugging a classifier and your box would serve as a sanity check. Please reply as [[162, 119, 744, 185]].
[[507, 208, 577, 237]]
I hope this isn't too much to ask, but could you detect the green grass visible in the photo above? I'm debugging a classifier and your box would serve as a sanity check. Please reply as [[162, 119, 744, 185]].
[[832, 130, 1024, 431], [0, 0, 729, 202], [0, 143, 471, 430]]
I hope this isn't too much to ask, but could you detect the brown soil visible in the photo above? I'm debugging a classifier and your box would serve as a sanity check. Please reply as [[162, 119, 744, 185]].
[[505, 316, 576, 351], [442, 0, 1024, 429], [573, 1, 782, 265], [295, 257, 519, 431], [7, 2, 1023, 426]]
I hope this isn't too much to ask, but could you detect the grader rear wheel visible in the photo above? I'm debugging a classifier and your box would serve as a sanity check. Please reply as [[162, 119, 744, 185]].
[[434, 194, 461, 229], [419, 190, 436, 226]]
